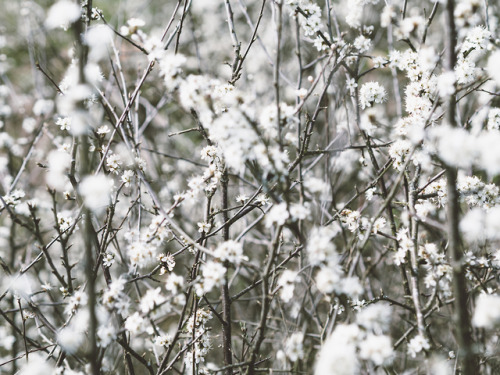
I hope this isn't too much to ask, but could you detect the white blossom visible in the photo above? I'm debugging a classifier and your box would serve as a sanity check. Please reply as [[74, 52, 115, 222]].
[[407, 334, 430, 357], [285, 332, 304, 362], [472, 293, 500, 328], [45, 1, 81, 30], [79, 174, 113, 213], [97, 325, 117, 347], [307, 226, 338, 265], [315, 324, 360, 375], [315, 266, 341, 294], [359, 82, 386, 109], [128, 240, 157, 268], [121, 170, 134, 187], [265, 203, 290, 227], [214, 240, 248, 265], [359, 334, 393, 365], [85, 25, 113, 62], [46, 150, 72, 191], [487, 51, 500, 86], [125, 312, 147, 334], [356, 303, 392, 333], [17, 354, 55, 375], [57, 326, 85, 354], [106, 153, 122, 174], [56, 116, 72, 131], [139, 287, 166, 314], [154, 333, 173, 347], [196, 261, 226, 296], [278, 270, 298, 302]]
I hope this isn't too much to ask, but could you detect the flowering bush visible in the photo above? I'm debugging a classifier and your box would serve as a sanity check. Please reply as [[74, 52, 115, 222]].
[[1, 0, 500, 374]]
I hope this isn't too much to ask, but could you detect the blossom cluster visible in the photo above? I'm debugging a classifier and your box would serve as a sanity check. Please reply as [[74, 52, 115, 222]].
[[1, 0, 500, 374]]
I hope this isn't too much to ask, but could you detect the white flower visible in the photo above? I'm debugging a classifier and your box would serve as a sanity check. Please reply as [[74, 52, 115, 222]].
[[388, 139, 412, 171], [407, 334, 430, 357], [346, 78, 358, 95], [418, 243, 442, 264], [139, 287, 166, 314], [214, 240, 248, 265], [154, 333, 173, 347], [197, 221, 212, 233], [56, 116, 71, 131], [121, 170, 134, 187], [106, 153, 122, 174], [345, 1, 363, 28], [342, 209, 361, 232], [397, 15, 424, 39], [460, 26, 491, 59], [365, 188, 376, 201], [304, 177, 329, 198], [358, 334, 393, 365], [354, 35, 371, 53], [102, 251, 115, 267], [418, 47, 438, 72], [85, 25, 113, 62], [85, 63, 104, 85], [356, 303, 392, 333], [295, 2, 324, 36], [97, 324, 117, 347], [315, 324, 360, 375], [276, 349, 286, 365], [158, 253, 176, 272], [429, 356, 453, 375], [196, 261, 227, 296], [372, 217, 386, 234], [487, 108, 500, 131], [57, 326, 85, 354], [455, 58, 476, 85], [57, 211, 74, 232], [265, 203, 289, 227], [255, 193, 270, 206], [389, 49, 402, 68], [2, 189, 26, 207], [339, 277, 363, 298], [312, 34, 330, 51], [487, 51, 500, 86], [56, 86, 93, 123], [128, 240, 157, 268], [79, 174, 113, 213], [285, 332, 304, 362], [65, 291, 88, 315], [200, 145, 219, 161], [125, 312, 147, 334], [45, 1, 81, 30], [315, 266, 341, 294], [46, 149, 72, 191], [472, 293, 500, 328], [18, 354, 55, 375], [22, 117, 36, 133], [97, 125, 110, 135], [307, 226, 338, 266], [166, 273, 184, 294], [235, 194, 249, 203], [359, 82, 386, 109], [121, 18, 145, 35], [278, 270, 298, 303], [296, 88, 308, 99], [289, 202, 310, 221], [415, 201, 436, 219], [437, 71, 456, 97], [158, 54, 187, 91], [41, 282, 53, 292]]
